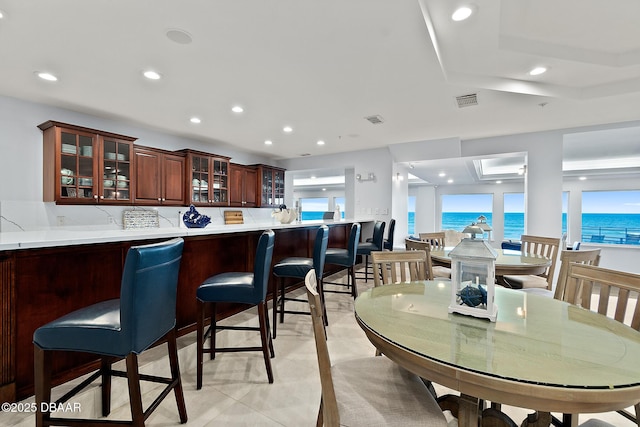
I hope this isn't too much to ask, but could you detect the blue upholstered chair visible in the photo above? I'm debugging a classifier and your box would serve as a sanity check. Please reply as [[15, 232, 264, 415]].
[[366, 218, 395, 250], [196, 230, 276, 387], [272, 225, 329, 338], [33, 238, 186, 427], [323, 223, 361, 298], [357, 221, 385, 282]]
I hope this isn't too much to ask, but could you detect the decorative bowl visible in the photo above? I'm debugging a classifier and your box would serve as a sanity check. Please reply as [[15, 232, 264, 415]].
[[183, 205, 211, 228]]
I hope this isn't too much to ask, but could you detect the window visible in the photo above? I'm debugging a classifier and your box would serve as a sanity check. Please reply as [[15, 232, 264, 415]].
[[441, 194, 493, 232], [408, 196, 416, 235], [504, 193, 524, 241], [300, 197, 328, 221], [581, 191, 640, 245]]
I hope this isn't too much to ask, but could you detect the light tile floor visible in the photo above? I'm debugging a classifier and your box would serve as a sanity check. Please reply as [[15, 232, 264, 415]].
[[1, 269, 634, 426]]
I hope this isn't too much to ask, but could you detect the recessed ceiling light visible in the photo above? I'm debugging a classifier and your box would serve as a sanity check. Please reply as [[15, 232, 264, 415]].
[[579, 176, 587, 181], [317, 140, 325, 146], [283, 126, 293, 133], [0, 9, 6, 19], [529, 67, 547, 76], [264, 140, 273, 145], [311, 175, 316, 179], [143, 70, 161, 80], [322, 188, 326, 191], [447, 179, 454, 183], [190, 117, 201, 124], [36, 72, 58, 81], [439, 172, 446, 177], [496, 180, 502, 184], [452, 6, 473, 21], [231, 105, 244, 113]]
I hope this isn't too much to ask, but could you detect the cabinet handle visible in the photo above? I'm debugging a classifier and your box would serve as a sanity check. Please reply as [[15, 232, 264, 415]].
[[158, 198, 162, 202], [100, 196, 104, 199], [162, 198, 166, 202], [94, 195, 98, 199]]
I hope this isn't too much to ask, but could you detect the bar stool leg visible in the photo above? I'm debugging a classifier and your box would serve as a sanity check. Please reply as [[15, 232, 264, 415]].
[[167, 329, 188, 423], [196, 299, 205, 390], [34, 346, 52, 427], [101, 357, 112, 416], [125, 353, 144, 427], [272, 281, 279, 339], [211, 302, 217, 360], [258, 301, 274, 383]]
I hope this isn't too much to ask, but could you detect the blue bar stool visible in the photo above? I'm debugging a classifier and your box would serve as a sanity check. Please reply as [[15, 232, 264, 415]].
[[33, 238, 186, 427], [357, 221, 385, 282], [323, 223, 361, 298], [368, 218, 395, 250], [196, 230, 276, 387], [272, 225, 329, 339]]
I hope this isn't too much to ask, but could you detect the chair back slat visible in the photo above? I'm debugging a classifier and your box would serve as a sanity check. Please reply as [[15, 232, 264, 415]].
[[372, 250, 428, 287], [565, 263, 640, 331]]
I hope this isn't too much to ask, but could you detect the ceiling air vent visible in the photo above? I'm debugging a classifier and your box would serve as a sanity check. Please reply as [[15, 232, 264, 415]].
[[364, 115, 384, 124], [299, 153, 311, 157], [455, 93, 478, 108]]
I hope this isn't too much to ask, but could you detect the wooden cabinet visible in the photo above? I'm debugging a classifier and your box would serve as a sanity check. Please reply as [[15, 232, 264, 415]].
[[39, 121, 136, 204], [133, 146, 185, 205], [182, 150, 230, 206], [255, 165, 286, 208], [229, 164, 258, 207]]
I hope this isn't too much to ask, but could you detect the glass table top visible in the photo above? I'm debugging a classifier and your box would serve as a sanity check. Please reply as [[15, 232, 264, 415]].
[[354, 281, 640, 389]]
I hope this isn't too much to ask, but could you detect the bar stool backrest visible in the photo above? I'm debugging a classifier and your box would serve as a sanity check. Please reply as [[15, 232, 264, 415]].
[[314, 225, 330, 278], [254, 230, 276, 300]]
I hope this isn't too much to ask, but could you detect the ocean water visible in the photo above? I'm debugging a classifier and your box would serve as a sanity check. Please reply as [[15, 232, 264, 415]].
[[312, 211, 640, 245], [411, 212, 640, 244]]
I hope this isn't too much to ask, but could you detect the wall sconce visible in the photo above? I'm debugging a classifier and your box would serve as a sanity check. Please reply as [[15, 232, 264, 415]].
[[356, 172, 376, 182], [518, 165, 527, 175], [393, 173, 404, 182]]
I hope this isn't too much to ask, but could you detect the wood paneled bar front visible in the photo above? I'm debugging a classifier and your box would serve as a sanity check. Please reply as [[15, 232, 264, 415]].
[[0, 220, 366, 402]]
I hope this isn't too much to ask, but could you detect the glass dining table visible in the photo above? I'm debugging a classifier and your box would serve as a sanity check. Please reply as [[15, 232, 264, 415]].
[[430, 247, 551, 277], [354, 281, 640, 427]]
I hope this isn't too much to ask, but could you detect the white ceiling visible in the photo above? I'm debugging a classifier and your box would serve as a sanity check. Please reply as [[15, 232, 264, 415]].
[[1, 0, 640, 166]]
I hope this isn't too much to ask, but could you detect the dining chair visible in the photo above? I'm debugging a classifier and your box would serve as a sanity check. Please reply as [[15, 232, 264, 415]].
[[34, 238, 187, 427], [405, 237, 435, 280], [323, 222, 361, 298], [562, 263, 640, 427], [304, 269, 448, 427], [520, 248, 601, 299], [419, 231, 451, 278], [502, 234, 560, 289], [356, 220, 385, 282], [371, 250, 428, 287], [196, 230, 276, 387], [272, 224, 329, 338]]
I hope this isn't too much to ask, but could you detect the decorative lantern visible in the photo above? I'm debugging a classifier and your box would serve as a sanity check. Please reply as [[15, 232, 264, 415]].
[[448, 225, 499, 321], [476, 215, 493, 240]]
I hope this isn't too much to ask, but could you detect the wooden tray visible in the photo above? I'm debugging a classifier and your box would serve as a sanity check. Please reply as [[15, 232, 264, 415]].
[[224, 210, 244, 224]]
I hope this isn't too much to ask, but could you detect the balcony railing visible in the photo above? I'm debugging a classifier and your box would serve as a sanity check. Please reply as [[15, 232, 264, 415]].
[[582, 226, 640, 245]]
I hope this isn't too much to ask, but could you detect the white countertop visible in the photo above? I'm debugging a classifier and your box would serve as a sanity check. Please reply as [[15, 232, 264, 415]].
[[0, 219, 371, 251]]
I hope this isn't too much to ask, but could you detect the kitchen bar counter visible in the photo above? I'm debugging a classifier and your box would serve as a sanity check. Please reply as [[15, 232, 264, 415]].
[[0, 219, 372, 402], [0, 218, 368, 250]]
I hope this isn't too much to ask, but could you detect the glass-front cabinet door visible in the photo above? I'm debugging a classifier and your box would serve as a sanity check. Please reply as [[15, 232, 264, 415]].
[[183, 150, 230, 206], [100, 137, 133, 203], [59, 129, 96, 202], [273, 169, 284, 206], [257, 165, 286, 208], [262, 168, 273, 206], [39, 121, 137, 204]]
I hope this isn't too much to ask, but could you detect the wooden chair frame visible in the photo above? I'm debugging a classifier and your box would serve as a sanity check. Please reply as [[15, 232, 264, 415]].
[[419, 232, 446, 249], [405, 238, 434, 280], [519, 235, 560, 290], [563, 263, 640, 426], [371, 250, 428, 287], [552, 249, 601, 300]]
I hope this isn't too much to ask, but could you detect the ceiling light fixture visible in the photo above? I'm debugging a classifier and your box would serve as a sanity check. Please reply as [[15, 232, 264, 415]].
[[529, 67, 547, 76], [452, 6, 474, 21], [231, 105, 244, 113], [143, 70, 161, 80], [165, 28, 192, 45], [283, 126, 293, 133], [190, 117, 201, 124], [0, 9, 5, 19], [36, 72, 58, 82], [447, 179, 454, 183], [496, 180, 502, 184], [579, 176, 587, 181], [439, 172, 446, 177], [317, 140, 325, 146], [264, 140, 273, 145]]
